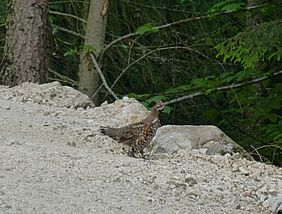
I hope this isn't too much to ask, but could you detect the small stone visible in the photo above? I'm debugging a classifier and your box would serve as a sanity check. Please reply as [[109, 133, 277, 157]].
[[174, 182, 187, 188], [185, 177, 197, 187], [239, 167, 250, 176], [2, 106, 10, 110], [242, 191, 252, 197], [8, 141, 21, 146], [67, 142, 76, 147], [43, 122, 50, 126], [186, 190, 200, 198], [54, 112, 61, 117], [100, 101, 108, 106], [1, 204, 12, 209]]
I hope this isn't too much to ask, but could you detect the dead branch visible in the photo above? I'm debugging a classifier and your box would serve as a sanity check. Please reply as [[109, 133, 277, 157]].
[[48, 10, 87, 23], [52, 25, 85, 39], [89, 53, 118, 100], [164, 70, 282, 105]]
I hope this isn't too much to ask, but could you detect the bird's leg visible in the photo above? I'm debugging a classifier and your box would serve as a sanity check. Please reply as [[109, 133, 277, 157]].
[[128, 147, 137, 158], [142, 154, 150, 160], [140, 149, 150, 160], [141, 155, 149, 160], [140, 149, 145, 158]]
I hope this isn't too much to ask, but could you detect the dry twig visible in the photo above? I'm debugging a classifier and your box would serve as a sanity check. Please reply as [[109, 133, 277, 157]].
[[89, 53, 118, 100], [164, 70, 282, 105]]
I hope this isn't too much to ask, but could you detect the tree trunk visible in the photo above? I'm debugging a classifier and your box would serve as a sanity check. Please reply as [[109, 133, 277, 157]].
[[78, 0, 109, 104], [0, 0, 48, 86]]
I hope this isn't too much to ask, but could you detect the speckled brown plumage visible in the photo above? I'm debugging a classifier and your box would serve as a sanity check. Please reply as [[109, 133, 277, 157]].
[[100, 102, 165, 157]]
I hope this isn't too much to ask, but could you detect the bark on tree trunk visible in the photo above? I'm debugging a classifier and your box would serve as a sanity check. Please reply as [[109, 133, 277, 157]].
[[0, 0, 48, 86], [78, 0, 109, 104]]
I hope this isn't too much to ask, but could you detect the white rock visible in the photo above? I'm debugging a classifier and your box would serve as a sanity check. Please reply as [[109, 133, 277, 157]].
[[150, 125, 252, 159]]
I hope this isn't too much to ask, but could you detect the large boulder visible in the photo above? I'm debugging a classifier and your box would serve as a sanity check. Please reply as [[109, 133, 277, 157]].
[[95, 98, 149, 128], [150, 125, 252, 159]]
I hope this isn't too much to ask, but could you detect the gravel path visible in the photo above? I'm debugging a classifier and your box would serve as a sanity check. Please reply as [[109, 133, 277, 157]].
[[0, 84, 281, 214]]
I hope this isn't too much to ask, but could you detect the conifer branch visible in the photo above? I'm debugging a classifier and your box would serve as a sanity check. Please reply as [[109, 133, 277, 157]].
[[99, 3, 272, 61]]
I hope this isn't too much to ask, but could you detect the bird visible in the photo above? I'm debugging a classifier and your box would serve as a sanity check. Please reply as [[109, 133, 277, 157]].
[[100, 102, 165, 158]]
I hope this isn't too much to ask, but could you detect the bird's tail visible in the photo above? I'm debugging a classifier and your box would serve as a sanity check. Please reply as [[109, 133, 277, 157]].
[[99, 126, 120, 140], [99, 126, 109, 135]]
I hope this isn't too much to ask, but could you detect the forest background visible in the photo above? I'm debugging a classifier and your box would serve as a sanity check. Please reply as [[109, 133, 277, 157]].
[[0, 0, 281, 165]]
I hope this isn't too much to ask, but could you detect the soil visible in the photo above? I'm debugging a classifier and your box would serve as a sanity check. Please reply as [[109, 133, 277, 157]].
[[0, 83, 281, 214]]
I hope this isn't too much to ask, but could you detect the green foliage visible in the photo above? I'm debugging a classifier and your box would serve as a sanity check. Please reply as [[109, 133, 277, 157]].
[[0, 0, 7, 24], [129, 94, 172, 114], [162, 106, 173, 114], [211, 2, 282, 164], [64, 45, 96, 56], [136, 23, 158, 35], [215, 20, 282, 69], [202, 109, 219, 122], [209, 0, 245, 13], [145, 95, 166, 104], [264, 122, 282, 141], [64, 47, 80, 57], [177, 0, 191, 3], [0, 0, 7, 58]]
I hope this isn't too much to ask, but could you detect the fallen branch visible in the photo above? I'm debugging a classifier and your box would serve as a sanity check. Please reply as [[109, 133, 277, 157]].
[[89, 53, 118, 100], [164, 70, 282, 105]]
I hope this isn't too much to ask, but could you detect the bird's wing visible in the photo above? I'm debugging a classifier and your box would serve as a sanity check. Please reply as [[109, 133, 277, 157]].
[[118, 123, 145, 145]]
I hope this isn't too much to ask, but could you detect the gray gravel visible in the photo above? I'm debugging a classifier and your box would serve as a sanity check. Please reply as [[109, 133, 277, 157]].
[[0, 83, 281, 214]]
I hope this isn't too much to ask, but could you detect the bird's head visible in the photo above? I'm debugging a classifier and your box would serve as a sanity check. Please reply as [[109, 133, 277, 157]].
[[152, 101, 165, 112]]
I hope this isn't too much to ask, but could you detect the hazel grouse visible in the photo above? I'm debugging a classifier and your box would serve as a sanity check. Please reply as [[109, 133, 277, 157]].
[[100, 102, 165, 157]]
